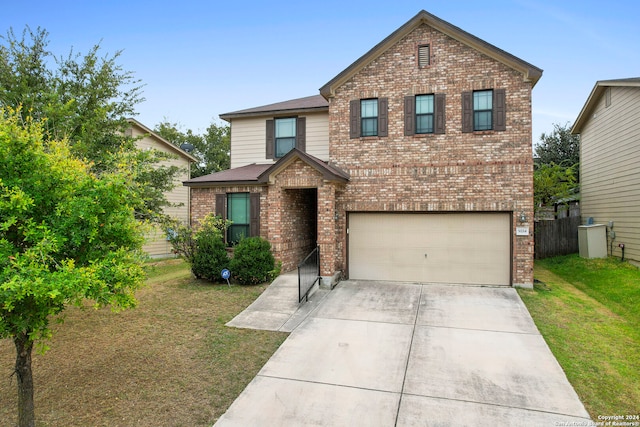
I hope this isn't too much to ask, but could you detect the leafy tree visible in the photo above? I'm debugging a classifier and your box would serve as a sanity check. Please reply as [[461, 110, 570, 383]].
[[155, 120, 230, 178], [0, 26, 180, 223], [533, 163, 578, 213], [535, 122, 580, 169], [200, 122, 231, 177], [0, 109, 146, 427]]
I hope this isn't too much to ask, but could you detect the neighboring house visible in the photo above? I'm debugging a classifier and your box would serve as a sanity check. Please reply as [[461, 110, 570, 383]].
[[127, 119, 197, 258], [571, 78, 640, 261], [185, 10, 542, 287]]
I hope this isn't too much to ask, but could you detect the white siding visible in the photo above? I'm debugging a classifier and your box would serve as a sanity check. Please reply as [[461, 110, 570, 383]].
[[131, 126, 192, 258], [230, 112, 329, 168], [580, 86, 640, 261]]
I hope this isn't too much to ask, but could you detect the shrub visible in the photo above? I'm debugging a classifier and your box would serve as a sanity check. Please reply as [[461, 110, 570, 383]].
[[191, 230, 228, 282], [229, 237, 276, 285], [166, 214, 232, 282]]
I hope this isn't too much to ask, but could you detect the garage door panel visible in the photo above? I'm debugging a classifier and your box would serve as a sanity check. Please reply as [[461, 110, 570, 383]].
[[348, 213, 510, 286]]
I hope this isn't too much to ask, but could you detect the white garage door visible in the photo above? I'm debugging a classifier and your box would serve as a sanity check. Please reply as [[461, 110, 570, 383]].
[[348, 213, 511, 286]]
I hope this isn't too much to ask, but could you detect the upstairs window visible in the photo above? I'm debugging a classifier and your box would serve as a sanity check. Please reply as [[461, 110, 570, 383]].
[[275, 118, 296, 158], [462, 89, 506, 133], [360, 99, 378, 137], [473, 90, 493, 131], [266, 117, 306, 159], [415, 94, 434, 134], [349, 98, 388, 138], [404, 94, 445, 135]]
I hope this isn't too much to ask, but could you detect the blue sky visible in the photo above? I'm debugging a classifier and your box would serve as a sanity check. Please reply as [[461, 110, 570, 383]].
[[2, 0, 639, 145]]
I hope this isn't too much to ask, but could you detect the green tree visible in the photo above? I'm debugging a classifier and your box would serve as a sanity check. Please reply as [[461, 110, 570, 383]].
[[535, 122, 580, 169], [533, 163, 578, 213], [0, 109, 147, 427], [155, 120, 230, 178], [0, 26, 180, 223]]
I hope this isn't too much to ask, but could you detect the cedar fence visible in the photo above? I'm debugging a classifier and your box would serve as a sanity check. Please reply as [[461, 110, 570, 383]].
[[534, 216, 581, 259]]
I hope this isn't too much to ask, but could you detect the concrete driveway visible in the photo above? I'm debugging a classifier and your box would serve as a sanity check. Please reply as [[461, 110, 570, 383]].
[[216, 278, 592, 426]]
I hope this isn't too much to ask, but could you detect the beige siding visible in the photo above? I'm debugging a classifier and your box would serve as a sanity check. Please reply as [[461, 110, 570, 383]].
[[580, 86, 640, 261], [131, 126, 192, 258], [230, 112, 329, 168]]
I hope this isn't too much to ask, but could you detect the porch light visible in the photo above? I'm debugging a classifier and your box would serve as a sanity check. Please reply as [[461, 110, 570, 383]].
[[519, 212, 527, 223]]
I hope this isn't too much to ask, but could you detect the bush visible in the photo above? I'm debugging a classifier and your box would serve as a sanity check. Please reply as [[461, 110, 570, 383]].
[[166, 214, 231, 282], [191, 231, 228, 282], [229, 237, 276, 285]]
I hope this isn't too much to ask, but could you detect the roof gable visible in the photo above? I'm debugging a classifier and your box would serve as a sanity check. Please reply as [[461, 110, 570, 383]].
[[127, 118, 198, 162], [571, 78, 640, 134], [319, 10, 542, 98], [257, 148, 349, 184]]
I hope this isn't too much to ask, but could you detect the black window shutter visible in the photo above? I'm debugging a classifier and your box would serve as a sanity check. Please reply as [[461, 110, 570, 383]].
[[349, 99, 360, 139], [378, 98, 388, 137], [462, 91, 473, 133], [494, 89, 506, 131], [435, 93, 446, 134], [296, 117, 306, 152], [215, 193, 226, 220], [249, 193, 260, 237], [266, 119, 275, 159], [404, 96, 415, 136]]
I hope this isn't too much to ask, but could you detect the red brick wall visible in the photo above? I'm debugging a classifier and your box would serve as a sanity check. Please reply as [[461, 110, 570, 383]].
[[328, 23, 535, 285], [190, 185, 268, 238]]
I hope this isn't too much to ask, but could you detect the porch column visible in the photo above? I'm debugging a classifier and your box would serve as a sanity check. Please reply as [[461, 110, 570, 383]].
[[318, 182, 338, 287]]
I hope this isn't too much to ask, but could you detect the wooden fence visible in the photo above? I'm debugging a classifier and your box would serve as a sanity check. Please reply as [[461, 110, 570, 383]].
[[534, 216, 581, 259]]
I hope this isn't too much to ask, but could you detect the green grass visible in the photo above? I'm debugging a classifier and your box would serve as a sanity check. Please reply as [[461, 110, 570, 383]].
[[0, 259, 288, 426], [518, 254, 640, 418]]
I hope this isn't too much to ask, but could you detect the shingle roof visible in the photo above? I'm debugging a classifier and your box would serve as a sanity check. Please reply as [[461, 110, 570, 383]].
[[220, 95, 328, 121], [257, 149, 349, 183], [183, 150, 349, 187], [183, 163, 272, 187]]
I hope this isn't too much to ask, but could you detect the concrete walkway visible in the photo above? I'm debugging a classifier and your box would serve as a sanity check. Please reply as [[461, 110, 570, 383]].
[[217, 279, 592, 426]]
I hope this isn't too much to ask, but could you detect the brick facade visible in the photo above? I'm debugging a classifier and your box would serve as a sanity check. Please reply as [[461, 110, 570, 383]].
[[328, 23, 534, 286], [187, 12, 539, 287]]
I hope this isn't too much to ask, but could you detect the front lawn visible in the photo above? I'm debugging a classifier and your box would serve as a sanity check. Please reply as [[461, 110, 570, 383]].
[[0, 259, 288, 426], [518, 254, 640, 418]]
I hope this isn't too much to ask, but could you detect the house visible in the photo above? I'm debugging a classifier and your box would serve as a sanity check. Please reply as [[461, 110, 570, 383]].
[[571, 78, 640, 261], [127, 119, 197, 257], [185, 10, 542, 287]]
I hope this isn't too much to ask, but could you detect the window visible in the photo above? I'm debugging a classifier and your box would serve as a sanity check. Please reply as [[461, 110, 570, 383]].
[[360, 99, 378, 137], [404, 94, 445, 135], [266, 117, 306, 160], [418, 44, 430, 67], [473, 90, 493, 131], [275, 118, 296, 158], [349, 98, 388, 138], [216, 193, 260, 245], [415, 94, 434, 134], [227, 193, 249, 245], [462, 89, 506, 133]]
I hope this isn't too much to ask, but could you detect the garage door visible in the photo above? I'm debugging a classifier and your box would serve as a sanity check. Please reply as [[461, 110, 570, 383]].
[[348, 213, 511, 286]]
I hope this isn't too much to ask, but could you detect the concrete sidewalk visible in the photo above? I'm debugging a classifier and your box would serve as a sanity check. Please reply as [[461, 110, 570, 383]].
[[217, 280, 592, 426], [225, 270, 330, 333]]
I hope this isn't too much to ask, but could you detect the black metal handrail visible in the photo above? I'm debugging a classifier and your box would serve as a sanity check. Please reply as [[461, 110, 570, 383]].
[[298, 246, 320, 303]]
